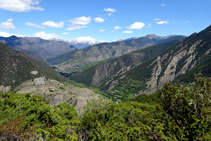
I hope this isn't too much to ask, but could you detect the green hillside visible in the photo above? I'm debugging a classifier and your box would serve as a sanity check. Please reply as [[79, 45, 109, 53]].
[[0, 42, 69, 90]]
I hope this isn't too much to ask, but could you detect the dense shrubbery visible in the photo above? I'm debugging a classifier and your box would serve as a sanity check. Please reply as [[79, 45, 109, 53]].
[[1, 74, 211, 140], [0, 92, 79, 140]]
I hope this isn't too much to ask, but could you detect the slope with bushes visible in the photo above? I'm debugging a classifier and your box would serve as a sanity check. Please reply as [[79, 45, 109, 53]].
[[1, 74, 211, 140]]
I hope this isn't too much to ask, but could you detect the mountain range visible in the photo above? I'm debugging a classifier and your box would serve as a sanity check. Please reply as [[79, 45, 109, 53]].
[[47, 34, 185, 73], [0, 36, 77, 60], [69, 25, 211, 102]]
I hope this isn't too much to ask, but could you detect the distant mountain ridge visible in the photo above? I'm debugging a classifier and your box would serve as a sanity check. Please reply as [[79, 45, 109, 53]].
[[0, 36, 77, 60], [114, 34, 185, 42], [48, 34, 186, 73]]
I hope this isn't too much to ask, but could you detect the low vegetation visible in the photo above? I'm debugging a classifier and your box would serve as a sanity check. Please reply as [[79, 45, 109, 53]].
[[1, 74, 211, 140]]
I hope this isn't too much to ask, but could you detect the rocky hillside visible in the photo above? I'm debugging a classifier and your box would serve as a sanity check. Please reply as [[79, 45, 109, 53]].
[[0, 42, 69, 90], [71, 25, 211, 102], [70, 40, 180, 87], [110, 25, 211, 101], [0, 36, 77, 60], [0, 42, 99, 111], [47, 35, 185, 73]]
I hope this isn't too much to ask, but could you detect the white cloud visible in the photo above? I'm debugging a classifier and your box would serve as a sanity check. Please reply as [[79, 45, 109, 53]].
[[69, 16, 91, 25], [108, 13, 113, 16], [67, 25, 87, 30], [33, 31, 58, 39], [156, 20, 169, 24], [159, 4, 165, 6], [94, 17, 105, 23], [183, 21, 190, 23], [25, 22, 45, 28], [42, 21, 64, 28], [154, 18, 161, 21], [100, 29, 105, 32], [0, 0, 44, 12], [146, 23, 152, 28], [0, 19, 16, 29], [62, 32, 69, 35], [76, 36, 96, 41], [127, 22, 145, 29], [122, 31, 133, 33], [0, 31, 12, 37], [0, 31, 24, 37], [114, 26, 121, 29], [7, 18, 13, 22], [104, 8, 116, 12]]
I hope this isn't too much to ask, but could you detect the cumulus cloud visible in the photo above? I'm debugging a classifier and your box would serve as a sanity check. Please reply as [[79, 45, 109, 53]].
[[67, 25, 87, 30], [0, 19, 16, 29], [104, 8, 116, 12], [122, 31, 133, 33], [61, 32, 69, 35], [0, 0, 44, 12], [76, 36, 96, 41], [25, 22, 45, 28], [100, 29, 105, 32], [114, 26, 121, 29], [146, 23, 152, 28], [33, 31, 58, 39], [159, 4, 165, 6], [183, 21, 190, 23], [127, 22, 145, 29], [69, 16, 91, 25], [156, 20, 169, 24], [94, 17, 105, 23], [42, 21, 64, 28]]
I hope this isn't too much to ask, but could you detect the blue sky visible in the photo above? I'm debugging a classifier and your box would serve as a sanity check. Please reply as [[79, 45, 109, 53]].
[[0, 0, 210, 42]]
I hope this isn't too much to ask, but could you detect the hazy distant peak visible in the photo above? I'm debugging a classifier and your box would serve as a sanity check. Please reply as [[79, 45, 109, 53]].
[[50, 38, 104, 49], [144, 34, 186, 40]]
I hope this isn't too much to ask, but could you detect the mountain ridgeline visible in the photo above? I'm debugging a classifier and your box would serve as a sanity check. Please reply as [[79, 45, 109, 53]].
[[47, 35, 185, 73], [0, 36, 77, 60], [70, 25, 211, 101]]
